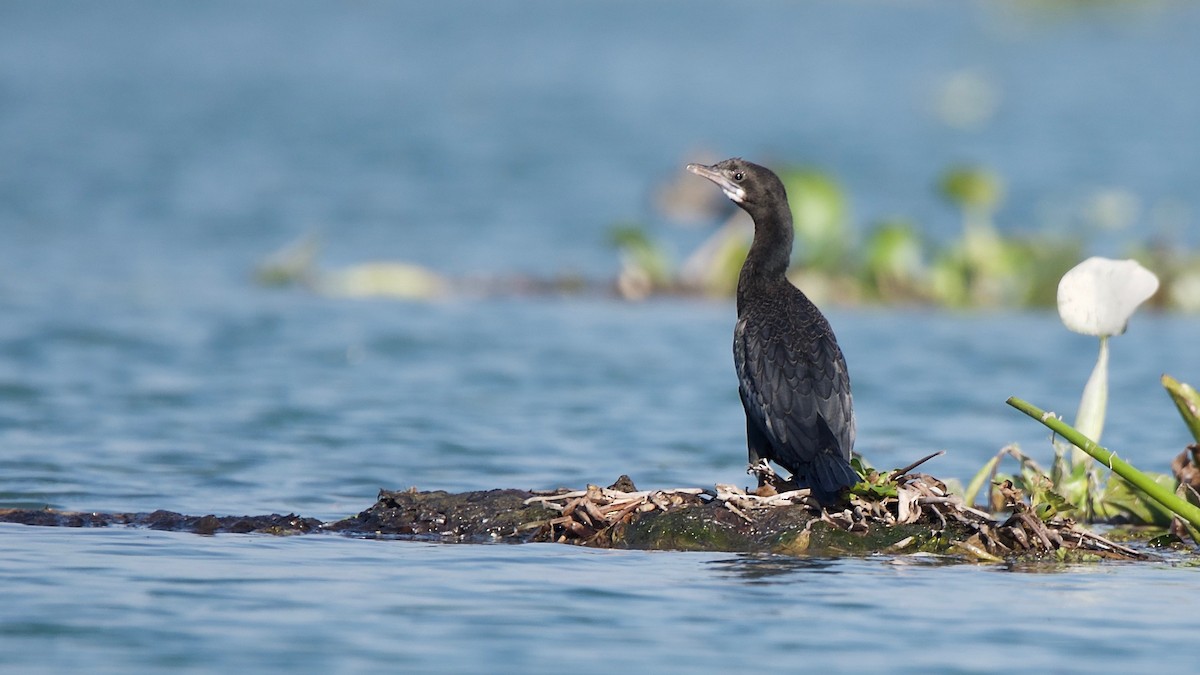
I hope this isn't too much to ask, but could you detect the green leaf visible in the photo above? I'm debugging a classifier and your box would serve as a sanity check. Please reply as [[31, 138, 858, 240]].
[[862, 219, 926, 301], [1033, 487, 1075, 522], [939, 165, 1004, 214], [963, 453, 1003, 508], [1162, 374, 1200, 444], [1101, 475, 1176, 527], [609, 222, 674, 285], [779, 168, 849, 271]]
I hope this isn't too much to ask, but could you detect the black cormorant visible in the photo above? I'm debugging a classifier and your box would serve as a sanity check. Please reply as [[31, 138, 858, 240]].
[[686, 158, 858, 505]]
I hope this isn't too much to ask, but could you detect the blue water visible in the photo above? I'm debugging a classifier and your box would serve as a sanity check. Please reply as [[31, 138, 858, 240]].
[[2, 529, 1194, 675], [3, 1, 1200, 672]]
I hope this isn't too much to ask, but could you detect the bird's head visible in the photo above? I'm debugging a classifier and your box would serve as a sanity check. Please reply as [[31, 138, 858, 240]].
[[685, 158, 787, 211]]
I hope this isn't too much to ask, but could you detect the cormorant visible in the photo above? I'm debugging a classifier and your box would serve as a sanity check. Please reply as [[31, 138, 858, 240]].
[[686, 158, 858, 505]]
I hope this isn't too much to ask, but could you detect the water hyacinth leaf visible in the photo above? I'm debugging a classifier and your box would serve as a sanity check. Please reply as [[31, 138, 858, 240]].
[[1049, 446, 1094, 517], [1056, 257, 1159, 337], [850, 455, 874, 474], [966, 445, 1049, 512], [962, 452, 1003, 508], [1162, 374, 1200, 444], [862, 219, 926, 301], [609, 223, 675, 286], [779, 168, 848, 271], [1100, 475, 1175, 526], [939, 165, 1003, 214], [1033, 486, 1075, 522]]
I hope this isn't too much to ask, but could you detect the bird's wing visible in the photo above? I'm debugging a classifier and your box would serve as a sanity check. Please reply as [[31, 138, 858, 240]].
[[734, 312, 855, 469]]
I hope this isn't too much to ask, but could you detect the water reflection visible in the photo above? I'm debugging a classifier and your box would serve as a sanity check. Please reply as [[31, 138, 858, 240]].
[[706, 550, 1144, 577], [706, 553, 844, 582]]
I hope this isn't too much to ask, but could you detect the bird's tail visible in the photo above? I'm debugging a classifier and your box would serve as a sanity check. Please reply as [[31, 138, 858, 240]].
[[807, 451, 860, 506]]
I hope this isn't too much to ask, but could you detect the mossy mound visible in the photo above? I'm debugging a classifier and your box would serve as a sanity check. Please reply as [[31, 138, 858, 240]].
[[0, 475, 1153, 562]]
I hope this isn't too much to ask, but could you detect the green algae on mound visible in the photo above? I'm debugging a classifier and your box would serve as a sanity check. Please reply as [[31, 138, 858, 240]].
[[0, 476, 1151, 562]]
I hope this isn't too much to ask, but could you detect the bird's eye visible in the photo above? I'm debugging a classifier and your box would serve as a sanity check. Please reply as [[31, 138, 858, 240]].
[[733, 171, 744, 181]]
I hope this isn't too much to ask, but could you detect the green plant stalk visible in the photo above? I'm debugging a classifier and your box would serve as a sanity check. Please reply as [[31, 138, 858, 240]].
[[1007, 396, 1200, 531], [1162, 374, 1200, 444]]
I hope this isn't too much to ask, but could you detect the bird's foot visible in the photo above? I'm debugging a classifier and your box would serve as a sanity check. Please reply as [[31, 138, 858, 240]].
[[747, 458, 775, 484], [747, 460, 792, 496]]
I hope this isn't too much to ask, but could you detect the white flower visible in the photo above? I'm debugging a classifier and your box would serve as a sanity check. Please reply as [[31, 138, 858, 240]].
[[1054, 257, 1159, 448], [1057, 257, 1159, 337]]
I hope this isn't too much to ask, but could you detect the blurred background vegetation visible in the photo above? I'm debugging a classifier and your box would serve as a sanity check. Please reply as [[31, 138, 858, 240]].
[[238, 0, 1200, 312], [260, 154, 1200, 310], [612, 159, 1200, 310]]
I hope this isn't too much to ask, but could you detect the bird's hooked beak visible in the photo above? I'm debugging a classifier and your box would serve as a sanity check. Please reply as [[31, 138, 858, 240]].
[[686, 163, 746, 203]]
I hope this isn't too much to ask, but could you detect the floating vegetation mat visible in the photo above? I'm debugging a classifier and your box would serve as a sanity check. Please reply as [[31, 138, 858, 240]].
[[518, 474, 1144, 561], [0, 474, 1151, 562]]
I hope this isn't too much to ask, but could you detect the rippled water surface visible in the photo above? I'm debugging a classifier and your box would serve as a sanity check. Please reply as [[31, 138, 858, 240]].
[[3, 1, 1200, 672], [3, 527, 1196, 674]]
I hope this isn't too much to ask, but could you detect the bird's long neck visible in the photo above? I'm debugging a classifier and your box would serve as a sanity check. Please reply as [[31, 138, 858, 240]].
[[736, 201, 794, 313]]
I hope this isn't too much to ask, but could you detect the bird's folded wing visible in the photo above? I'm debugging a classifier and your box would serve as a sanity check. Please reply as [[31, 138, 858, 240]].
[[734, 314, 855, 467]]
